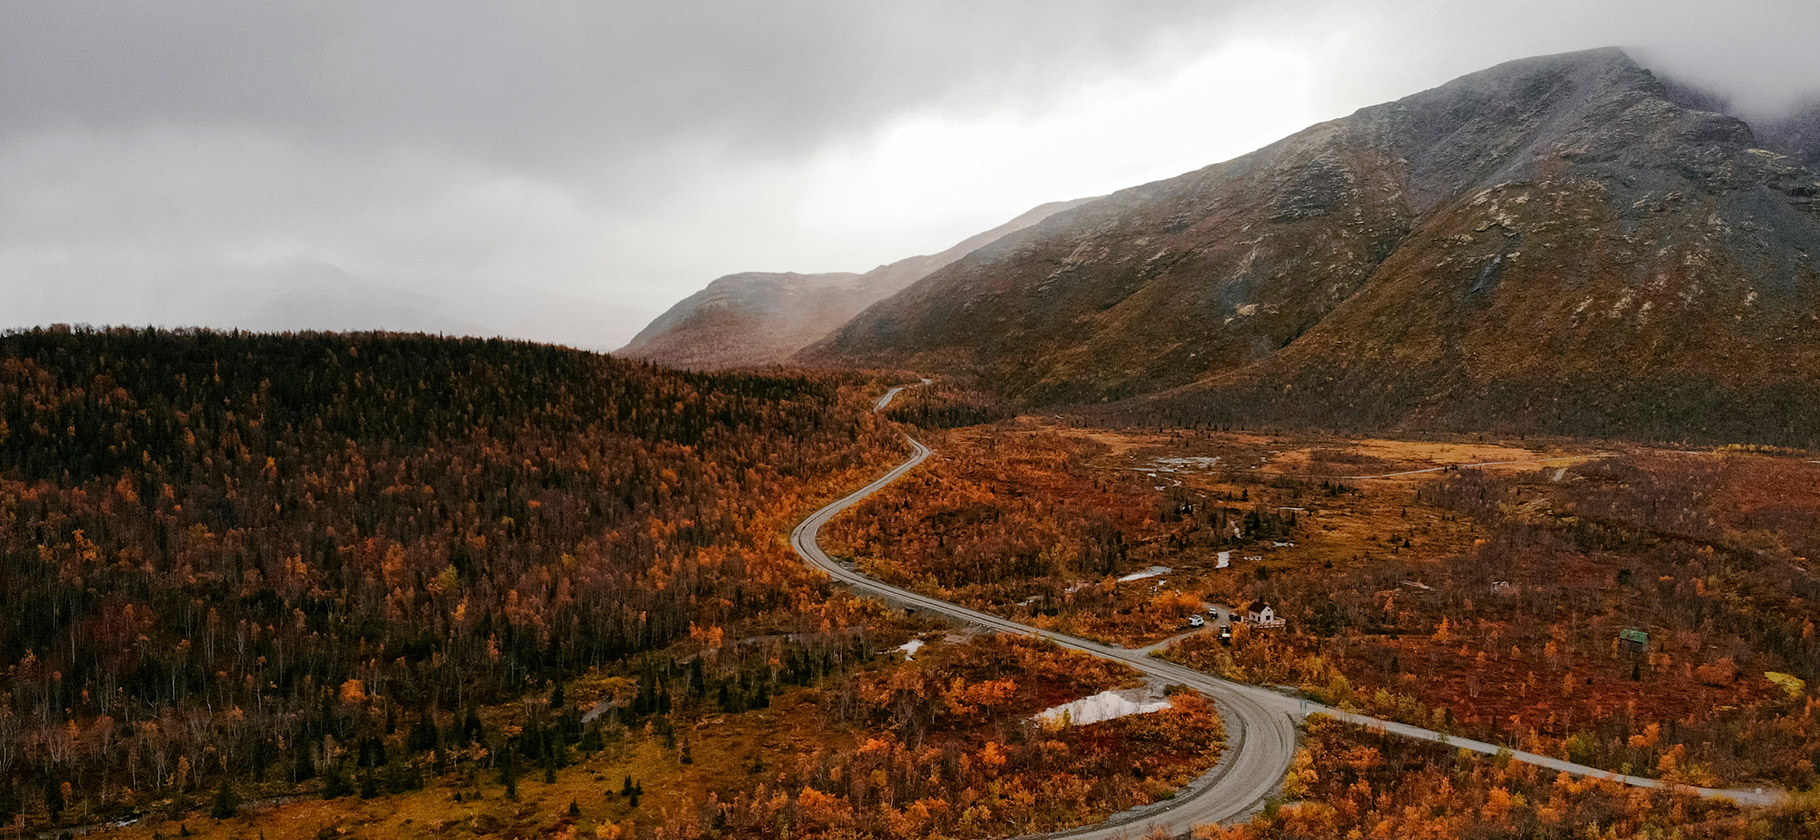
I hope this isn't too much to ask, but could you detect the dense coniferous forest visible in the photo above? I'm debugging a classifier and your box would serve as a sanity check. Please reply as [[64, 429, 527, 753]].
[[0, 327, 897, 826]]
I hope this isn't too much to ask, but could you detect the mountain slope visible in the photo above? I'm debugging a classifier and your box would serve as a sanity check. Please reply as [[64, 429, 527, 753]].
[[615, 270, 864, 369], [1760, 99, 1820, 170], [618, 199, 1090, 368], [806, 48, 1820, 444]]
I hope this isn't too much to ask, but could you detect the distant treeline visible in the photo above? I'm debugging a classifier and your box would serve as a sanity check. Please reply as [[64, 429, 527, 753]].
[[1110, 372, 1820, 450], [882, 381, 1012, 430]]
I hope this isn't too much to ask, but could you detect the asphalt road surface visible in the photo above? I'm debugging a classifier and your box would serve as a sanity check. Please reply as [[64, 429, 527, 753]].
[[791, 384, 1781, 837], [791, 432, 1300, 835]]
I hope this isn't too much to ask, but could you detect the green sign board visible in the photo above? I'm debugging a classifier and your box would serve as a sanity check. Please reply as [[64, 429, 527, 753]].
[[1619, 628, 1649, 646]]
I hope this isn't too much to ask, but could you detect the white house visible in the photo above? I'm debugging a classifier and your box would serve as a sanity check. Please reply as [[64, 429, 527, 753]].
[[1245, 600, 1286, 629]]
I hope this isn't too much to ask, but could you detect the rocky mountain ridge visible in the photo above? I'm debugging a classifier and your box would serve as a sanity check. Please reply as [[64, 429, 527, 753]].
[[804, 48, 1820, 445]]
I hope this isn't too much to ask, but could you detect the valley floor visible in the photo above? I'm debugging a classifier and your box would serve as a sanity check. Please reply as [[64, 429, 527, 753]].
[[822, 406, 1820, 833], [48, 392, 1820, 840]]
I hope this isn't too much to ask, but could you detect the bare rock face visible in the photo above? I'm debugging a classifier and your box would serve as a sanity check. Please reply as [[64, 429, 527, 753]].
[[806, 48, 1820, 445], [618, 199, 1091, 369]]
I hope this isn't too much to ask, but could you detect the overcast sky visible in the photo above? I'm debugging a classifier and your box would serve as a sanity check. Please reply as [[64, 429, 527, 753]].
[[4, 1, 1817, 349]]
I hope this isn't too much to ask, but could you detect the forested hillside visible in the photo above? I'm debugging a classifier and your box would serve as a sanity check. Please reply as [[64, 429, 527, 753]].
[[0, 327, 899, 827]]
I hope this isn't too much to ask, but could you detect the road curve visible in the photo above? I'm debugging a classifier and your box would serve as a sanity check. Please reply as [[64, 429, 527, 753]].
[[795, 385, 1781, 836], [799, 385, 1299, 836]]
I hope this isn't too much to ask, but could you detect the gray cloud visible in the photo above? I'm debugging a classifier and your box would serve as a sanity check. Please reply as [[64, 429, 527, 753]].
[[2, 3, 1230, 170], [3, 1, 1817, 349]]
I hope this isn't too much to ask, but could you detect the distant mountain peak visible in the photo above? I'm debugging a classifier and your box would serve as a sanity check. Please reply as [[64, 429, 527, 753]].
[[617, 197, 1093, 369]]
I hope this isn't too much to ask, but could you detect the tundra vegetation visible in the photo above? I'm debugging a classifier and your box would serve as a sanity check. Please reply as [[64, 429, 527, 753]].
[[832, 401, 1820, 802], [1194, 716, 1820, 839]]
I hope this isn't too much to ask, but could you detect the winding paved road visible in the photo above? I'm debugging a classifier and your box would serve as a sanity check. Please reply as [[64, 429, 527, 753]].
[[793, 384, 1781, 836], [793, 435, 1300, 834]]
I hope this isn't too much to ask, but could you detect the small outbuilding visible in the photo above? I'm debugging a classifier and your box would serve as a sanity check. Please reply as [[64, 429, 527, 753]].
[[1245, 601, 1286, 629], [1619, 628, 1649, 653]]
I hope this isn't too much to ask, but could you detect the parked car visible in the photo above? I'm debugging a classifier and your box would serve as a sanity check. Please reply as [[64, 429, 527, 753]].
[[1218, 625, 1233, 644], [1188, 614, 1205, 628]]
